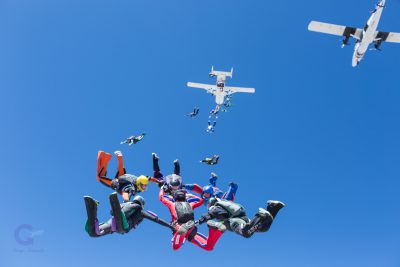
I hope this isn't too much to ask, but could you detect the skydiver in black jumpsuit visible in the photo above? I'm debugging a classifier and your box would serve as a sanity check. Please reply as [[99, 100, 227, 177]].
[[84, 192, 174, 237], [196, 198, 285, 238]]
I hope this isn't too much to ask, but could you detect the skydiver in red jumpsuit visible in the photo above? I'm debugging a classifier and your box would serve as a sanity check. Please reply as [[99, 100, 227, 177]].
[[159, 188, 224, 251]]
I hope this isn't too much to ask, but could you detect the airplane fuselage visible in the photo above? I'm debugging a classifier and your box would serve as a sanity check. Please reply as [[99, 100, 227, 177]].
[[214, 74, 228, 104], [352, 0, 385, 67]]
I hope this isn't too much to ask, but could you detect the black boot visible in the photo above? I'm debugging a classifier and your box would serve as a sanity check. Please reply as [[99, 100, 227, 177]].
[[84, 196, 100, 237], [242, 208, 273, 237], [173, 159, 180, 175], [267, 200, 285, 218], [152, 153, 161, 175]]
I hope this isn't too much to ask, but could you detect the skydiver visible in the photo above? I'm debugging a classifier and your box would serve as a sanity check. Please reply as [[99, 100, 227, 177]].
[[120, 133, 146, 146], [222, 96, 232, 112], [159, 189, 206, 250], [84, 192, 174, 237], [195, 198, 285, 241], [97, 150, 150, 202], [206, 121, 217, 133], [224, 95, 232, 108], [150, 153, 183, 194], [200, 154, 220, 165], [185, 172, 238, 206], [186, 107, 199, 118], [209, 105, 220, 119]]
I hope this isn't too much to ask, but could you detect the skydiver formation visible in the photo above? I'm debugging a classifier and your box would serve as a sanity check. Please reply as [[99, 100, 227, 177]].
[[84, 149, 285, 251], [85, 103, 285, 251]]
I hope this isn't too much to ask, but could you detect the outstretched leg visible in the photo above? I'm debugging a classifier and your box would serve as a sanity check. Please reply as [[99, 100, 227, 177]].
[[190, 221, 225, 251], [84, 196, 114, 237], [222, 182, 238, 201], [152, 153, 163, 179], [242, 200, 285, 237], [173, 159, 180, 175], [97, 151, 113, 188], [114, 151, 126, 177], [209, 172, 217, 187], [97, 151, 112, 178], [242, 209, 273, 238], [109, 192, 129, 233]]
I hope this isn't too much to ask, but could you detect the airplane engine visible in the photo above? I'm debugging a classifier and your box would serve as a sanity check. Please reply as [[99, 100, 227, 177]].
[[342, 36, 350, 47], [374, 39, 383, 50]]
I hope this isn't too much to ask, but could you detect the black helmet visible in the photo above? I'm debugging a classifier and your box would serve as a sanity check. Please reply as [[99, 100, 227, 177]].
[[133, 195, 145, 207], [173, 190, 186, 202], [168, 174, 182, 192]]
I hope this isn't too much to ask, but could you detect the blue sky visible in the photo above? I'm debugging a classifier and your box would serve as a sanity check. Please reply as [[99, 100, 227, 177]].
[[1, 0, 400, 266]]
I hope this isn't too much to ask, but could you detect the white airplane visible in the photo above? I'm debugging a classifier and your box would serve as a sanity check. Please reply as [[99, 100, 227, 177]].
[[187, 67, 255, 105], [308, 0, 400, 67]]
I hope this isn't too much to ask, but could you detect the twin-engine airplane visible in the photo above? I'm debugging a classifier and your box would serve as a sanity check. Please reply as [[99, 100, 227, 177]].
[[308, 0, 400, 67], [187, 67, 255, 105]]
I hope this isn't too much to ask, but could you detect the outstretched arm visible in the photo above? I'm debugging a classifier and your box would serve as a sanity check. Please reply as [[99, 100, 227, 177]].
[[141, 210, 175, 231], [114, 151, 126, 177], [196, 206, 229, 225], [196, 212, 214, 225], [189, 195, 204, 210], [159, 188, 177, 222], [184, 184, 203, 195], [149, 176, 163, 187]]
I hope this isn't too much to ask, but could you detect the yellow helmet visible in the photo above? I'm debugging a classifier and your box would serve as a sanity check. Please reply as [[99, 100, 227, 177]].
[[136, 175, 149, 192]]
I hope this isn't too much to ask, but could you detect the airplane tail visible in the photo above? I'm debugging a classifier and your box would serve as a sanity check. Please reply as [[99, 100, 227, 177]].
[[209, 66, 233, 78]]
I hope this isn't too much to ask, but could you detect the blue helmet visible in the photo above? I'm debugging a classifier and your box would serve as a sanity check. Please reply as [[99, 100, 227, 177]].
[[202, 185, 214, 199]]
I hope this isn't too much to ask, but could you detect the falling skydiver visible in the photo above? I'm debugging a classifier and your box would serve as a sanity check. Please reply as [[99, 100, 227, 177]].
[[200, 155, 220, 165], [206, 121, 217, 133], [84, 192, 174, 237], [120, 133, 146, 146], [196, 198, 285, 241], [97, 150, 149, 202], [186, 107, 200, 118]]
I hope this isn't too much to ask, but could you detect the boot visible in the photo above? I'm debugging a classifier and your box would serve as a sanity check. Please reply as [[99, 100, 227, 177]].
[[173, 159, 180, 175], [177, 220, 195, 235], [109, 192, 128, 234], [267, 200, 285, 218], [84, 196, 101, 237], [207, 220, 226, 232]]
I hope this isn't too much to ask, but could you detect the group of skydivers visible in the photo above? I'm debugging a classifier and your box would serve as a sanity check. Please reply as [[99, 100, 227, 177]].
[[186, 95, 233, 133], [84, 149, 285, 251]]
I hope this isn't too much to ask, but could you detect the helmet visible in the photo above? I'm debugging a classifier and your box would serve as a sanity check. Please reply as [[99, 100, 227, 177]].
[[136, 175, 149, 192], [202, 185, 214, 199], [168, 174, 182, 191], [208, 197, 218, 208], [133, 195, 145, 207], [173, 190, 186, 202]]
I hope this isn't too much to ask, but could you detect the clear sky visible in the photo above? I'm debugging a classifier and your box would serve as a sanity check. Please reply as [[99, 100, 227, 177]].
[[1, 0, 400, 266]]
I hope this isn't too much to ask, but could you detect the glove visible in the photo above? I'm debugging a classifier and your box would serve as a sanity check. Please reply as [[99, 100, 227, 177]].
[[161, 184, 169, 193], [194, 220, 200, 226], [128, 187, 136, 200], [111, 179, 119, 190]]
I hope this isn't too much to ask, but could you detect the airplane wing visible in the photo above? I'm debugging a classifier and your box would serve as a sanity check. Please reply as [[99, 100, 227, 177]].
[[225, 86, 255, 94], [375, 31, 400, 43], [187, 82, 217, 93], [308, 21, 362, 38]]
